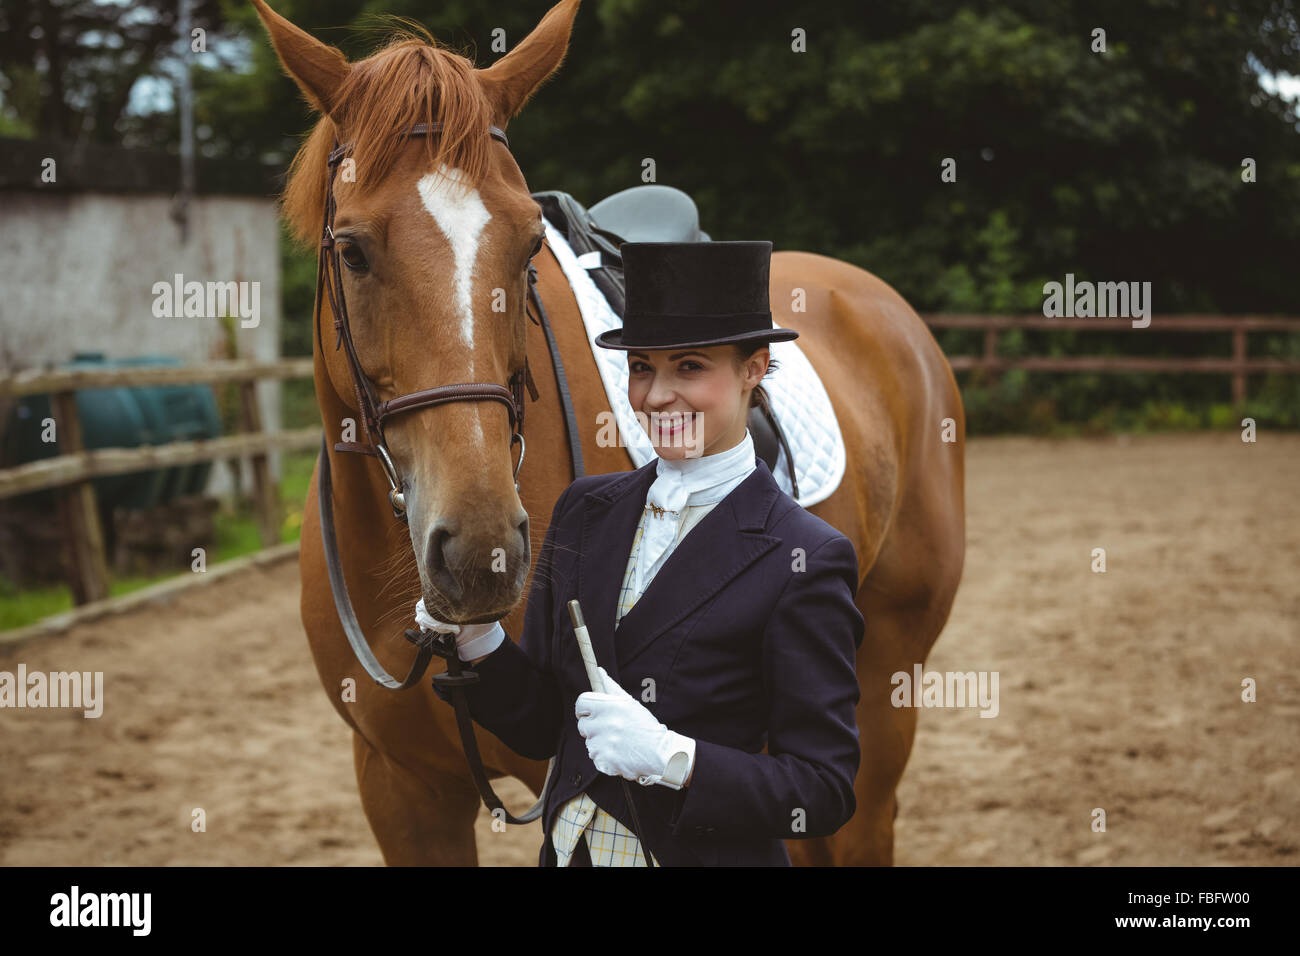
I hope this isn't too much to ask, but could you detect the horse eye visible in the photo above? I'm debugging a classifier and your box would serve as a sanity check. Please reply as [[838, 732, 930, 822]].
[[528, 236, 543, 260], [340, 243, 368, 272]]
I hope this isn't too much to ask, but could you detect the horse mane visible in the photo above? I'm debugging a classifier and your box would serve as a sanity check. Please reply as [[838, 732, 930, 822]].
[[280, 25, 496, 247]]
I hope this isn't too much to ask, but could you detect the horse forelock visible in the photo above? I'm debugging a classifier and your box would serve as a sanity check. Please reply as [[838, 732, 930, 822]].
[[280, 30, 496, 248]]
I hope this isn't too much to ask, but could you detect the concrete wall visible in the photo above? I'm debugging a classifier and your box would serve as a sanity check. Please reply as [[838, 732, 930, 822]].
[[0, 192, 284, 494]]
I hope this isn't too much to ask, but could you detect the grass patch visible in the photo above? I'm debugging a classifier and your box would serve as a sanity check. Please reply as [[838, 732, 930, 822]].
[[0, 449, 319, 633]]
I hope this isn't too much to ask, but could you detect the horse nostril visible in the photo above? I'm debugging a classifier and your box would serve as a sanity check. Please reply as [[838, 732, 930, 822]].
[[423, 524, 463, 604], [424, 516, 530, 610]]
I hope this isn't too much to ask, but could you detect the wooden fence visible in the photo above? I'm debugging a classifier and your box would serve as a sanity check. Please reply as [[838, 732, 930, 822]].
[[923, 315, 1300, 406], [0, 358, 317, 606], [3, 315, 1298, 611]]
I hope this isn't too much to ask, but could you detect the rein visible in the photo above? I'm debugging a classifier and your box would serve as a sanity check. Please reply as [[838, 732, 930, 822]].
[[315, 122, 653, 857]]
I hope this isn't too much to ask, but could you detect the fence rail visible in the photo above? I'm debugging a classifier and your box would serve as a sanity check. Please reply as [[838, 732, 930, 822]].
[[3, 318, 1299, 610], [0, 428, 322, 499], [922, 315, 1300, 405], [0, 357, 314, 398]]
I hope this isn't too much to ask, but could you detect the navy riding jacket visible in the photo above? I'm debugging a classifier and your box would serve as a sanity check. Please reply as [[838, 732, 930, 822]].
[[433, 454, 864, 866]]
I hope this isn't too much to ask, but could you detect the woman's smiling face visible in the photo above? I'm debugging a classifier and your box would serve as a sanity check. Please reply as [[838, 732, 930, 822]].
[[626, 345, 769, 460]]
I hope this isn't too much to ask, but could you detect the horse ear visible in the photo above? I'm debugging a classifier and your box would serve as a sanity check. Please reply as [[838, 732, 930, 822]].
[[476, 0, 582, 127], [249, 0, 351, 116]]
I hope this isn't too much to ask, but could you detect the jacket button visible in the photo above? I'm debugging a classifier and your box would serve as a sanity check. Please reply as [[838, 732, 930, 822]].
[[571, 772, 582, 786]]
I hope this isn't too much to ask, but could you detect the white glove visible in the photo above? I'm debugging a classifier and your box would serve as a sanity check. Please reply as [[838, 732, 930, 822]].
[[414, 598, 505, 661], [575, 666, 696, 789]]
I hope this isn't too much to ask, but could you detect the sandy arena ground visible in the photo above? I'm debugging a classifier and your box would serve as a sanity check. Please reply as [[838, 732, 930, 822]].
[[1, 431, 1296, 866]]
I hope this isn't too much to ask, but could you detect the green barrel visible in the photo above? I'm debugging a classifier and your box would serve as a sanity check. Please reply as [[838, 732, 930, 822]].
[[124, 356, 222, 500]]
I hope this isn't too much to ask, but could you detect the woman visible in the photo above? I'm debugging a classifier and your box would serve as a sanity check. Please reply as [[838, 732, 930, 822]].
[[429, 241, 864, 866]]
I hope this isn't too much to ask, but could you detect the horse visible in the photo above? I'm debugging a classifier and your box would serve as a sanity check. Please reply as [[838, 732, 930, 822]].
[[250, 0, 965, 866]]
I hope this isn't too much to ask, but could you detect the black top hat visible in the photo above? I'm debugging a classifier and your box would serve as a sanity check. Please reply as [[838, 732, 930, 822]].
[[594, 241, 799, 351]]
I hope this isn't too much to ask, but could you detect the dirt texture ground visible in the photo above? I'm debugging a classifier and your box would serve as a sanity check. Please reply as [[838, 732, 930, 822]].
[[2, 432, 1296, 865]]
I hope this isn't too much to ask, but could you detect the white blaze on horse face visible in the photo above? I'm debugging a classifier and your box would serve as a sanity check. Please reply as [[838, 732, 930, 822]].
[[416, 165, 491, 452], [416, 165, 491, 370]]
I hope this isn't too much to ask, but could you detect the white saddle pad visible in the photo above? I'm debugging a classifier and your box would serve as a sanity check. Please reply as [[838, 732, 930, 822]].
[[542, 219, 846, 509]]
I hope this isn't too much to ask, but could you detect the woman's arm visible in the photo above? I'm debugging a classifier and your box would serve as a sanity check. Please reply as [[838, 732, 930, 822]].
[[666, 534, 864, 839], [430, 481, 578, 760]]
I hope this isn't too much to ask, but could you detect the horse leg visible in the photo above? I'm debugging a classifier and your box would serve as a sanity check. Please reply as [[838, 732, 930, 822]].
[[832, 471, 966, 866], [789, 475, 965, 866], [351, 730, 481, 866], [843, 599, 932, 865]]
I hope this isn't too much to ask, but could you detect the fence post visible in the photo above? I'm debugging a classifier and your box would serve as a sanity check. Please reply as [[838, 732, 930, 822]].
[[1232, 326, 1247, 409], [238, 380, 279, 547], [983, 326, 1000, 388], [52, 390, 110, 604]]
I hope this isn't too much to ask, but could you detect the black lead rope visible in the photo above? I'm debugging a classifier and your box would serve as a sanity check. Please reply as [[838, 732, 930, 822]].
[[424, 631, 558, 826]]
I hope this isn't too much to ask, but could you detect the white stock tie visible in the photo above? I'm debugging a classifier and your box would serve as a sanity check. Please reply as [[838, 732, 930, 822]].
[[634, 428, 756, 596]]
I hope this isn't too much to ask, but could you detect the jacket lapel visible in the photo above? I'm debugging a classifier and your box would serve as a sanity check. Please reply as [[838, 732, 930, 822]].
[[577, 455, 783, 680]]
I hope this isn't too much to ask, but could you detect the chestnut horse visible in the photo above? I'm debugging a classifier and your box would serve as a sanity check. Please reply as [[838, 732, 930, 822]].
[[252, 0, 965, 866]]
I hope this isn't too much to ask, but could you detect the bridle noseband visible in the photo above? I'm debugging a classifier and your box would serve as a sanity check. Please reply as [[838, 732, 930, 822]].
[[316, 121, 539, 520]]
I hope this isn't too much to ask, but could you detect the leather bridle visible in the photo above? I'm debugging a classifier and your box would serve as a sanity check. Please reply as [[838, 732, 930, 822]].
[[314, 122, 657, 863], [316, 121, 538, 519]]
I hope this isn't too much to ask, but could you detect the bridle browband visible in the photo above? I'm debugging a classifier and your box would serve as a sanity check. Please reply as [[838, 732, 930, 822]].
[[316, 121, 539, 519]]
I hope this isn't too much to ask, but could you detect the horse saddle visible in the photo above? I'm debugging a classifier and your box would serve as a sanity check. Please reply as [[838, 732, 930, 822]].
[[589, 184, 712, 244], [530, 186, 794, 487]]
